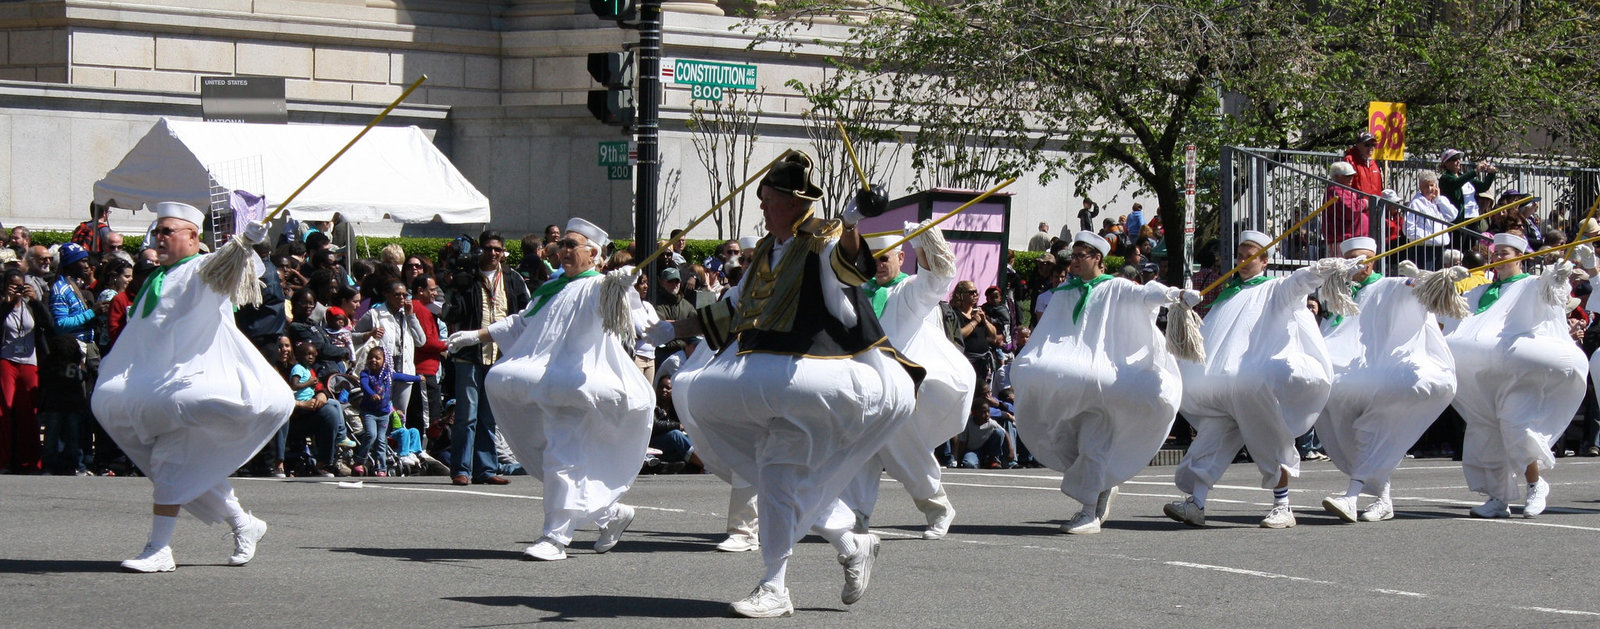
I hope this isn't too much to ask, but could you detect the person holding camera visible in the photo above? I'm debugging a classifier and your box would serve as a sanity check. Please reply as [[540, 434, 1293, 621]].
[[441, 230, 528, 486]]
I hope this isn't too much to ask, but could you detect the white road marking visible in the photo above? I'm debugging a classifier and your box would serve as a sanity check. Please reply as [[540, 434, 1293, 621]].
[[1165, 560, 1335, 584]]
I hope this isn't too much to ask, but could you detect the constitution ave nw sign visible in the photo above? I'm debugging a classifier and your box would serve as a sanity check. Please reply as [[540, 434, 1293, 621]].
[[661, 58, 757, 102]]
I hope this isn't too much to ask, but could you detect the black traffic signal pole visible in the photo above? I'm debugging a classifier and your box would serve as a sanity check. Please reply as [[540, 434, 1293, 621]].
[[635, 0, 661, 302]]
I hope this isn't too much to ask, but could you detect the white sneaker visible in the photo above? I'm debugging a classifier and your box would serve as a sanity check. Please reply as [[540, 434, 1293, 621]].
[[838, 532, 880, 605], [1469, 497, 1510, 519], [1321, 495, 1358, 523], [1060, 509, 1100, 535], [121, 544, 175, 573], [1359, 500, 1394, 522], [594, 504, 635, 554], [1524, 479, 1550, 517], [1163, 496, 1205, 527], [1094, 486, 1118, 522], [715, 535, 759, 552], [728, 583, 794, 618], [228, 515, 268, 566], [914, 489, 955, 540], [1260, 504, 1296, 529], [522, 537, 567, 561]]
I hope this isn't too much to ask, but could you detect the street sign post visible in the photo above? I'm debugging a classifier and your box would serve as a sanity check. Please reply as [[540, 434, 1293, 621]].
[[1184, 143, 1197, 277]]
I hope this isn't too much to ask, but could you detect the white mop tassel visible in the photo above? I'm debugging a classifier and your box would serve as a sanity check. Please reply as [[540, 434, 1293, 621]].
[[600, 267, 637, 345], [199, 235, 263, 308], [1540, 261, 1574, 308], [909, 219, 957, 278], [1312, 257, 1360, 317], [1412, 266, 1470, 319], [1164, 299, 1205, 363]]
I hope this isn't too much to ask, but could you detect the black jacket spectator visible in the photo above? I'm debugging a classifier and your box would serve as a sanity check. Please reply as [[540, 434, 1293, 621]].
[[442, 269, 529, 365]]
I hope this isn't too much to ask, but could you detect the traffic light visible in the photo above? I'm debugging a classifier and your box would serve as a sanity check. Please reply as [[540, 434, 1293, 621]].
[[587, 51, 634, 129], [590, 0, 637, 20]]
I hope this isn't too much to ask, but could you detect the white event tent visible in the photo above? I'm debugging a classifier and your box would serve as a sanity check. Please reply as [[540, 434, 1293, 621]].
[[93, 118, 490, 225]]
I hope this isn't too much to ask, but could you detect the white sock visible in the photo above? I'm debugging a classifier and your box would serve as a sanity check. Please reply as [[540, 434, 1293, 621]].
[[1379, 482, 1392, 502], [1192, 485, 1209, 509], [761, 558, 788, 590], [833, 532, 859, 557], [149, 514, 178, 549], [1345, 479, 1364, 498], [225, 507, 252, 532], [1272, 487, 1290, 506]]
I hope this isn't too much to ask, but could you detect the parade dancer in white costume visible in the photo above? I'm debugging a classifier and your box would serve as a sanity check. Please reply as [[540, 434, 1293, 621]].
[[833, 222, 974, 540], [1013, 232, 1199, 534], [1316, 237, 1457, 523], [447, 218, 653, 560], [650, 152, 921, 618], [1165, 230, 1352, 529], [94, 202, 294, 572], [1443, 233, 1587, 518]]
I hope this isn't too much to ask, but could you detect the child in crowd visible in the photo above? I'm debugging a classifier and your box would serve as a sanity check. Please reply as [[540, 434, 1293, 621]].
[[324, 306, 354, 374], [355, 346, 420, 477], [388, 410, 424, 470], [295, 342, 357, 450]]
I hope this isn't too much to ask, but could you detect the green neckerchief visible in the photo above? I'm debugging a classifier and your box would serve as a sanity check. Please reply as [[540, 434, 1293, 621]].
[[1208, 275, 1271, 309], [863, 272, 908, 318], [1327, 272, 1382, 328], [131, 253, 201, 318], [1051, 273, 1114, 323], [525, 268, 601, 318], [1475, 272, 1530, 314]]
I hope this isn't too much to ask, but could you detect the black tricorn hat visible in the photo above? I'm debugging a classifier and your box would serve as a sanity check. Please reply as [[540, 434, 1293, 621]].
[[760, 150, 824, 202]]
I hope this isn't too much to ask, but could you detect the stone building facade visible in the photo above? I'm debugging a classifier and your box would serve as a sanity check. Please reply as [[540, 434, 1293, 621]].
[[0, 0, 1132, 246]]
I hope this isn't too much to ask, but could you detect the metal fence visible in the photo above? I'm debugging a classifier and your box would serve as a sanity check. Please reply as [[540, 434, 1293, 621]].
[[1217, 146, 1600, 277]]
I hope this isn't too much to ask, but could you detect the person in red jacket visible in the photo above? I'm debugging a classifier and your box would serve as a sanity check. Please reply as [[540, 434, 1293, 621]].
[[1343, 131, 1384, 197], [409, 274, 449, 452]]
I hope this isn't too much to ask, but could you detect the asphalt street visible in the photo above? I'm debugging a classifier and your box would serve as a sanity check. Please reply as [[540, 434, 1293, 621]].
[[4, 457, 1600, 627]]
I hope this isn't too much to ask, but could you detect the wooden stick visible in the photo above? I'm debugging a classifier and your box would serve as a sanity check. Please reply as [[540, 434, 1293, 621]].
[[633, 150, 791, 271], [1200, 196, 1337, 295], [266, 75, 428, 222], [1366, 196, 1534, 264], [871, 177, 1017, 257], [1470, 232, 1600, 274], [835, 121, 870, 191]]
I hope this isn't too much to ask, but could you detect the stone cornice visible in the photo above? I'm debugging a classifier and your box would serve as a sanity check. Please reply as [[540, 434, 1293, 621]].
[[0, 78, 451, 121]]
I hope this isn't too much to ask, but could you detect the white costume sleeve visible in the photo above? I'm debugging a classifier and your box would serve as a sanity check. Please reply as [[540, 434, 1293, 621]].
[[1274, 266, 1324, 310], [898, 268, 957, 316], [821, 240, 859, 328], [485, 301, 532, 346], [1138, 280, 1181, 307]]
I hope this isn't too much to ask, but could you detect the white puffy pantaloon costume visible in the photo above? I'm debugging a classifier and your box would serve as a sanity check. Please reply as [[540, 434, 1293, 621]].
[[1013, 278, 1183, 507], [93, 252, 294, 520], [673, 238, 917, 583], [484, 275, 653, 546], [1316, 276, 1456, 494], [1445, 273, 1586, 502], [1176, 268, 1332, 493], [836, 269, 973, 519]]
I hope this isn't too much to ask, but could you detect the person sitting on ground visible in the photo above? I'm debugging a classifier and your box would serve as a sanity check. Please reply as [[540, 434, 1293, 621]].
[[650, 374, 702, 474], [957, 390, 1011, 469]]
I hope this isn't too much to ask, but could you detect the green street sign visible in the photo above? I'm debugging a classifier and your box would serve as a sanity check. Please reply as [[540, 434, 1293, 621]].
[[598, 141, 629, 166], [607, 164, 631, 180], [669, 59, 758, 90]]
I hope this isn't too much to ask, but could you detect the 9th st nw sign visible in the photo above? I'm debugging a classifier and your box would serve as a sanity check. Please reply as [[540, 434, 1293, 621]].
[[661, 58, 757, 102]]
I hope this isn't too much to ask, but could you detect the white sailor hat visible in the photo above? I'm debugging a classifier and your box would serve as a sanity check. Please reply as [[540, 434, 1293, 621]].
[[1493, 232, 1528, 253], [1339, 236, 1377, 254], [738, 236, 758, 250], [1072, 230, 1110, 257], [565, 217, 609, 248], [154, 201, 206, 228], [865, 233, 902, 253], [1239, 230, 1273, 249]]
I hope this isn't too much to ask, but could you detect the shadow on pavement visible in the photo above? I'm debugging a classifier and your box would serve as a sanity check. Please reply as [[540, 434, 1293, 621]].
[[444, 594, 728, 620], [0, 558, 117, 574], [316, 546, 523, 562], [945, 523, 1060, 537]]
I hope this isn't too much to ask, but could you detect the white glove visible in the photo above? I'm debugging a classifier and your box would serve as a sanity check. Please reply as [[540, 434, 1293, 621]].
[[1179, 289, 1203, 307], [1545, 260, 1574, 285], [242, 220, 270, 245], [644, 320, 676, 346], [841, 205, 863, 226], [1343, 255, 1368, 273], [447, 331, 481, 353], [1574, 244, 1595, 271], [1398, 260, 1421, 278], [1445, 265, 1470, 281]]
